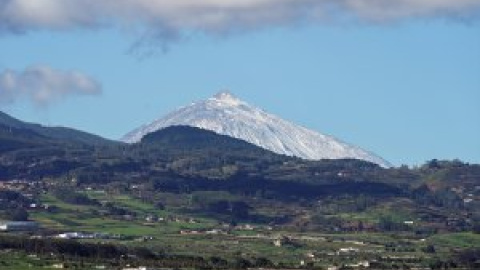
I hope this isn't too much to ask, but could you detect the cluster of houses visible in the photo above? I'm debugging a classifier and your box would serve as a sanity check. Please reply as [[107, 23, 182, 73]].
[[123, 267, 159, 270], [143, 215, 197, 224], [0, 179, 40, 192], [48, 264, 159, 270], [450, 185, 480, 207], [326, 260, 370, 270], [179, 223, 274, 236], [179, 228, 228, 235], [0, 221, 39, 232], [56, 231, 121, 240]]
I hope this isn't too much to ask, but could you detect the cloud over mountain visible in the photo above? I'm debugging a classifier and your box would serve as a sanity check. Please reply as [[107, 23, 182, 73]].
[[0, 0, 479, 41], [0, 65, 101, 107]]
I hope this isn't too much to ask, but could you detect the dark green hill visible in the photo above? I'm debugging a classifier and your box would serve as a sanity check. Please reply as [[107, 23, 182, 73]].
[[0, 111, 116, 147], [0, 111, 25, 127], [139, 125, 294, 164], [132, 125, 290, 179], [141, 125, 279, 154], [0, 111, 477, 200], [0, 124, 48, 152]]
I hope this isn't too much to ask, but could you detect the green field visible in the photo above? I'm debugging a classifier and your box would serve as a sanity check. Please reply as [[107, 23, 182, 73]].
[[0, 185, 478, 270]]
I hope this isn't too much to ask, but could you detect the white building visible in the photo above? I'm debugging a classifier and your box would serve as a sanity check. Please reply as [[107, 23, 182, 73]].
[[0, 221, 39, 231]]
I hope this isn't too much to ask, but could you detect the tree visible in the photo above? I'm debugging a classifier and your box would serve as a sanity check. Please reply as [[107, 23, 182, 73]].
[[154, 201, 165, 210], [233, 258, 252, 269], [253, 257, 274, 268], [422, 245, 436, 253], [357, 220, 364, 231], [378, 216, 395, 231], [208, 200, 230, 214], [472, 222, 480, 234], [231, 201, 250, 220], [6, 208, 29, 221]]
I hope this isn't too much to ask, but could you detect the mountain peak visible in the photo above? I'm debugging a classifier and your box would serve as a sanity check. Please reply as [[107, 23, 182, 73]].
[[213, 90, 235, 99], [122, 93, 391, 167], [210, 91, 243, 106]]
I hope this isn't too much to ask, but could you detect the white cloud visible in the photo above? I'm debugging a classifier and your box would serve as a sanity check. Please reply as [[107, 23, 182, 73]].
[[341, 0, 480, 22], [0, 65, 102, 107], [0, 0, 479, 46]]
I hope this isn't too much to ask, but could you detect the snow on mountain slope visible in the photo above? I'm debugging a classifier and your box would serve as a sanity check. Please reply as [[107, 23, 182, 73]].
[[122, 91, 391, 167]]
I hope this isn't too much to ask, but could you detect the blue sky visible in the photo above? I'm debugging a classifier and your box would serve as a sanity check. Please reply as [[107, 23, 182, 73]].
[[0, 1, 479, 166]]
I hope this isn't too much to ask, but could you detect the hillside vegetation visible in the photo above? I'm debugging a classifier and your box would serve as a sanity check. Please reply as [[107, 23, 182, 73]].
[[0, 112, 479, 269]]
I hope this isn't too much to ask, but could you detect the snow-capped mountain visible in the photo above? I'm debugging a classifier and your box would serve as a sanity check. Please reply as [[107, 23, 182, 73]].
[[122, 91, 391, 167]]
